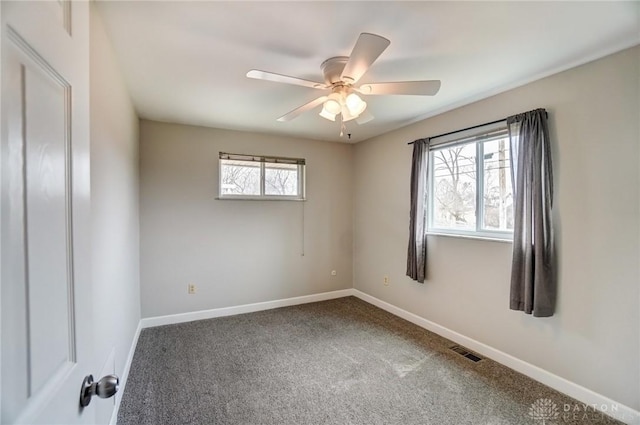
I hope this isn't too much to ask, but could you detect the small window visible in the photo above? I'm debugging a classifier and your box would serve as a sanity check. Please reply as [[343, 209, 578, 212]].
[[219, 152, 305, 200], [428, 124, 513, 239]]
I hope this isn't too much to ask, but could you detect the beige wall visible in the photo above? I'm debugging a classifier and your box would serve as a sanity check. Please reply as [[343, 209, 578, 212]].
[[90, 4, 141, 423], [139, 121, 353, 318], [353, 46, 640, 410]]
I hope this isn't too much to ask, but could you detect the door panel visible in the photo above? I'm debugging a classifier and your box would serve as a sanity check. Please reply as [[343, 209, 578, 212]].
[[1, 1, 93, 424], [24, 40, 74, 396]]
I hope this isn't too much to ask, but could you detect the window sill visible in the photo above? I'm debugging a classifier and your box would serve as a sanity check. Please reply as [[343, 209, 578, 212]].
[[426, 231, 512, 244]]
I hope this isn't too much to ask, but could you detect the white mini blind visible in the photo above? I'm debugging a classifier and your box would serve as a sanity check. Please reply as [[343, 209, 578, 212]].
[[219, 152, 305, 165]]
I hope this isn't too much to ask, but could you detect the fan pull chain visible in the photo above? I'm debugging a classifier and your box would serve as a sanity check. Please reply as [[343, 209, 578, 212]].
[[339, 114, 346, 137]]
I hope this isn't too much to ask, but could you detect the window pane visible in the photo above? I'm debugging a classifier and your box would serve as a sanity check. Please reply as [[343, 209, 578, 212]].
[[483, 137, 513, 231], [220, 159, 260, 195], [432, 143, 477, 230], [265, 163, 298, 196]]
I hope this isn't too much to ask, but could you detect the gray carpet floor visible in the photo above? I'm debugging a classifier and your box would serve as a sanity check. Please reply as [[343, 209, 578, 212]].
[[118, 297, 624, 425]]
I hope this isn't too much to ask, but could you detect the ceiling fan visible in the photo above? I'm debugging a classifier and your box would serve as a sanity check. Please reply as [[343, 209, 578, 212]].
[[247, 33, 441, 134]]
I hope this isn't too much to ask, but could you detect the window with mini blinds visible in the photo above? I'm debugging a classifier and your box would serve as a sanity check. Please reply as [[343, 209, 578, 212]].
[[218, 152, 305, 200], [428, 123, 513, 239]]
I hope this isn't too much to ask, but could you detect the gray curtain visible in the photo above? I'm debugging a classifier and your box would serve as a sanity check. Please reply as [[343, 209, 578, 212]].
[[507, 108, 556, 317], [406, 138, 429, 283]]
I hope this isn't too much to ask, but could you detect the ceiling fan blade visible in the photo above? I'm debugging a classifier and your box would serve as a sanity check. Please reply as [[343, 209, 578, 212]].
[[247, 70, 327, 89], [356, 109, 374, 125], [341, 33, 390, 84], [277, 96, 328, 122], [358, 80, 442, 96]]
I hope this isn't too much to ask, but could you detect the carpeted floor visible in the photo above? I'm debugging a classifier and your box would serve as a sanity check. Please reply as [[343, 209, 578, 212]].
[[118, 297, 624, 425]]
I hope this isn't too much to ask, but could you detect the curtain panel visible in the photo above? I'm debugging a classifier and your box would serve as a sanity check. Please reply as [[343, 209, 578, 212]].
[[507, 108, 556, 317], [406, 138, 429, 283]]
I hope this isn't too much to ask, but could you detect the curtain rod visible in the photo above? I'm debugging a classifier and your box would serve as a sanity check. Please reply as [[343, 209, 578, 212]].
[[407, 118, 505, 145], [407, 110, 548, 145]]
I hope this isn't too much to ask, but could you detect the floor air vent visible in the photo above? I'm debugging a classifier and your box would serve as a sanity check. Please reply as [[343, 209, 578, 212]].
[[449, 345, 483, 362]]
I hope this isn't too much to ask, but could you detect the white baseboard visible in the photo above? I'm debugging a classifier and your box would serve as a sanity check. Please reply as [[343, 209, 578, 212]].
[[140, 288, 354, 329], [109, 321, 142, 425], [115, 288, 639, 425], [351, 289, 640, 425]]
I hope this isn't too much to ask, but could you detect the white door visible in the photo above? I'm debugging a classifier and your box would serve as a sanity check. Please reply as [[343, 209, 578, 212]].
[[1, 1, 94, 424]]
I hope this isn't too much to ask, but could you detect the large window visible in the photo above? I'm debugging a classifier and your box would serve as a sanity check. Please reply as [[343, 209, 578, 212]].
[[219, 152, 305, 200], [428, 124, 513, 239]]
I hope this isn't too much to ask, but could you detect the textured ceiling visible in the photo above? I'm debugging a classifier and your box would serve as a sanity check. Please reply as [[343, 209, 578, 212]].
[[97, 1, 640, 143]]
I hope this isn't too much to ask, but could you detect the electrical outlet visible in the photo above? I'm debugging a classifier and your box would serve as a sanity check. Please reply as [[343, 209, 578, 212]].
[[188, 284, 196, 294], [383, 276, 389, 286], [331, 270, 337, 276]]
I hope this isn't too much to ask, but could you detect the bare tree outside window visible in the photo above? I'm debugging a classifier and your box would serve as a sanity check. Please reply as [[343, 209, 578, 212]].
[[265, 163, 298, 196], [432, 143, 477, 230], [220, 160, 260, 195]]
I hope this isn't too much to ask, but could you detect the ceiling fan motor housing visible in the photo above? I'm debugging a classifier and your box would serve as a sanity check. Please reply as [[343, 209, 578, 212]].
[[321, 56, 349, 85]]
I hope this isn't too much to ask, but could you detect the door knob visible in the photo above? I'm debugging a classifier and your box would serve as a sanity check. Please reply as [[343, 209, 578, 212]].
[[79, 374, 119, 408]]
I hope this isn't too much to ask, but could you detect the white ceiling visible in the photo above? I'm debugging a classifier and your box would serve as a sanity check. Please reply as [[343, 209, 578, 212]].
[[97, 1, 639, 143]]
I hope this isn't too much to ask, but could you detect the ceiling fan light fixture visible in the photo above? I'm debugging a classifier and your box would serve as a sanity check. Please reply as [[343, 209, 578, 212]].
[[341, 105, 358, 122], [345, 92, 367, 117], [324, 97, 342, 115], [319, 105, 337, 121]]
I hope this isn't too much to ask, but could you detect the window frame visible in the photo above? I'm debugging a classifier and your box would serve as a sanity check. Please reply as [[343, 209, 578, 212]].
[[218, 152, 306, 201], [427, 123, 513, 241]]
